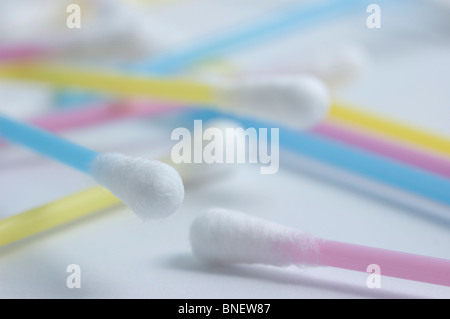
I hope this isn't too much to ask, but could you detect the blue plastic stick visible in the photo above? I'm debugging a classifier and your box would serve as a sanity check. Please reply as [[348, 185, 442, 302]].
[[56, 0, 374, 104], [0, 114, 98, 173], [185, 109, 450, 206], [46, 0, 449, 208], [130, 0, 365, 75]]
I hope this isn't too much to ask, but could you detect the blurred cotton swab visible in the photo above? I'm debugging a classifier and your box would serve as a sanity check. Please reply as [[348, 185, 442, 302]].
[[200, 44, 369, 88], [189, 110, 450, 213], [191, 208, 450, 287], [0, 0, 161, 62], [0, 114, 184, 219], [121, 0, 450, 158], [0, 63, 330, 129], [132, 0, 367, 74], [5, 62, 447, 161]]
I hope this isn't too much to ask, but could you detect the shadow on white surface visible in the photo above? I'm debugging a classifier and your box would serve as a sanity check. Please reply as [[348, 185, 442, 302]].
[[160, 253, 429, 299]]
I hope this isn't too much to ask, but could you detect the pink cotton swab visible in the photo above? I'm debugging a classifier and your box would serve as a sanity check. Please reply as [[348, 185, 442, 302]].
[[191, 208, 450, 287]]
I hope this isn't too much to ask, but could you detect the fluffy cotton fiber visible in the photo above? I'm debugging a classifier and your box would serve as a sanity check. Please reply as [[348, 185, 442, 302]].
[[91, 153, 184, 219], [190, 208, 321, 266], [213, 75, 329, 129]]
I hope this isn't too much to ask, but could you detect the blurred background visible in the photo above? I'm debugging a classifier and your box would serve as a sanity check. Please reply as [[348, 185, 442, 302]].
[[0, 0, 449, 298]]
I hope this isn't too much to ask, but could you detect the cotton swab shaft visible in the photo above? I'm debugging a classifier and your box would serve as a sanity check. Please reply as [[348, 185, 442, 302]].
[[189, 109, 450, 208], [0, 114, 97, 173], [0, 187, 120, 247], [0, 63, 214, 104], [191, 209, 450, 287], [133, 0, 366, 74], [2, 98, 449, 180], [312, 120, 450, 178], [330, 103, 450, 158], [0, 118, 240, 246], [0, 100, 176, 150], [0, 44, 50, 61], [0, 62, 330, 129], [2, 62, 448, 158], [319, 239, 450, 287], [0, 114, 184, 219], [124, 0, 446, 156]]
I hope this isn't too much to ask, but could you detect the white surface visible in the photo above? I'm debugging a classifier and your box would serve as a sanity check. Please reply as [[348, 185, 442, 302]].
[[0, 0, 450, 299]]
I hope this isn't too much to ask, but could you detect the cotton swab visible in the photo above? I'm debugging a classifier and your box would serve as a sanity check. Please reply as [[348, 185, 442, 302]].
[[2, 96, 449, 212], [3, 99, 448, 210], [200, 44, 369, 88], [188, 109, 450, 211], [5, 62, 448, 161], [190, 208, 450, 287], [119, 0, 449, 158], [0, 114, 184, 219], [0, 119, 242, 246], [0, 63, 330, 129]]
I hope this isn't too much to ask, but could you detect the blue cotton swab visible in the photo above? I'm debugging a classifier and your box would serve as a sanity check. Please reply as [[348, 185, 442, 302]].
[[57, 0, 370, 106], [0, 114, 184, 219], [185, 109, 450, 222], [131, 0, 369, 75]]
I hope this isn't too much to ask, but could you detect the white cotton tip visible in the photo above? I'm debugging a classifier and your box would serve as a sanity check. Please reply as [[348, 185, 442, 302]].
[[91, 153, 184, 219], [213, 75, 330, 129], [170, 119, 243, 185], [190, 208, 321, 266]]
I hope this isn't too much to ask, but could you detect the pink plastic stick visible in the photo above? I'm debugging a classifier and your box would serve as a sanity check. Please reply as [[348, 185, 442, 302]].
[[313, 120, 450, 179], [0, 44, 50, 61], [318, 239, 450, 287], [0, 101, 178, 147], [31, 101, 176, 131]]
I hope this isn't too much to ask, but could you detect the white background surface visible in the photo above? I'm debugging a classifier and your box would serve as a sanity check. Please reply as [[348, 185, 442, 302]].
[[0, 0, 449, 298]]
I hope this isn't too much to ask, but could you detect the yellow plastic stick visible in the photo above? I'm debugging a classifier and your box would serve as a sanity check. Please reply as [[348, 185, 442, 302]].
[[330, 103, 450, 157], [0, 63, 215, 105], [1, 62, 449, 157], [0, 187, 121, 247], [0, 156, 179, 247]]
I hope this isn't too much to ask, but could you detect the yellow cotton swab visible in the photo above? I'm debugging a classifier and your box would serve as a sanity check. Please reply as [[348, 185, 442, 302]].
[[330, 103, 450, 158], [192, 57, 450, 157], [0, 62, 330, 130], [0, 187, 120, 247], [1, 63, 449, 157]]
